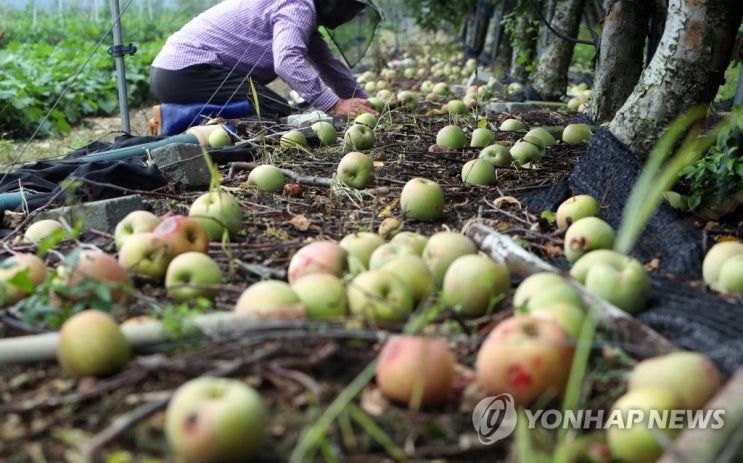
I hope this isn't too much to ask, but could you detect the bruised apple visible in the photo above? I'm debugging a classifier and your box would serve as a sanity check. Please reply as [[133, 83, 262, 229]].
[[152, 215, 210, 256], [57, 309, 132, 378], [0, 253, 48, 306], [286, 240, 348, 284], [165, 376, 267, 463], [57, 248, 133, 305], [555, 194, 600, 229], [563, 216, 615, 264], [475, 315, 575, 405], [375, 335, 456, 408]]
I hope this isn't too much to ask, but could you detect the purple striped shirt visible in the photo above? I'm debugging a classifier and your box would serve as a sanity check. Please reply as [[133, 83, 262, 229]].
[[151, 0, 368, 111]]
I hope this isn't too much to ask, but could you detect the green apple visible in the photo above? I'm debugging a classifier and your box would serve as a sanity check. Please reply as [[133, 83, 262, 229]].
[[446, 99, 468, 115], [368, 242, 417, 270], [354, 112, 378, 128], [57, 309, 132, 378], [556, 194, 601, 229], [364, 81, 378, 93], [339, 231, 385, 270], [347, 269, 414, 322], [396, 90, 418, 111], [165, 251, 223, 302], [367, 97, 386, 113], [421, 231, 477, 288], [562, 123, 593, 144], [380, 254, 434, 304], [525, 301, 586, 339], [570, 249, 650, 314], [0, 253, 48, 306], [563, 216, 615, 263], [400, 177, 445, 222], [311, 121, 337, 146], [606, 387, 683, 463], [234, 279, 302, 317], [117, 232, 173, 281], [248, 164, 285, 193], [478, 144, 511, 166], [507, 82, 524, 97], [514, 275, 586, 314], [344, 123, 375, 151], [470, 127, 495, 147], [337, 151, 374, 189], [188, 190, 243, 241], [436, 124, 466, 149], [475, 315, 575, 405], [375, 335, 456, 408], [461, 158, 497, 186], [510, 139, 542, 165], [390, 231, 428, 255], [114, 210, 162, 250], [525, 127, 556, 147], [420, 80, 434, 93], [432, 82, 450, 96], [207, 126, 233, 147], [702, 240, 743, 286], [280, 129, 308, 152], [717, 254, 743, 293], [152, 215, 210, 257], [628, 351, 723, 411], [290, 272, 347, 319], [23, 219, 65, 244], [499, 118, 526, 131], [287, 240, 348, 283], [165, 377, 267, 463], [440, 254, 510, 317]]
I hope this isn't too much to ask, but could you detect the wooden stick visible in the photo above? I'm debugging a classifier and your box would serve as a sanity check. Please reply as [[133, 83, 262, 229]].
[[0, 308, 305, 365], [464, 222, 679, 356]]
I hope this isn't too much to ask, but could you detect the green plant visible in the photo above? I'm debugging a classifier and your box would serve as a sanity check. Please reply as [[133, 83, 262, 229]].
[[676, 106, 743, 219]]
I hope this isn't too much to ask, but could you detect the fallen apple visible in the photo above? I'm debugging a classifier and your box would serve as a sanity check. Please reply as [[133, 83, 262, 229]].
[[512, 272, 586, 313], [57, 309, 132, 378], [337, 151, 374, 189], [499, 118, 526, 132], [280, 129, 308, 152], [290, 272, 348, 319], [555, 194, 601, 229], [470, 127, 496, 147], [563, 216, 615, 263], [421, 231, 477, 288], [311, 120, 337, 146], [207, 126, 233, 147], [188, 190, 243, 241], [234, 279, 303, 317], [57, 248, 133, 305], [606, 387, 683, 463], [114, 209, 162, 250], [440, 254, 510, 317], [478, 144, 511, 166], [165, 251, 223, 302], [390, 231, 428, 256], [375, 335, 456, 408], [461, 158, 497, 186], [702, 240, 743, 287], [525, 127, 556, 148], [400, 177, 445, 222], [354, 112, 378, 128], [165, 376, 267, 463], [475, 315, 575, 405], [562, 123, 593, 144], [343, 123, 375, 151], [396, 90, 418, 111], [347, 269, 414, 322], [152, 215, 210, 257], [432, 82, 450, 96], [339, 231, 385, 271], [117, 232, 173, 281], [436, 124, 466, 149], [23, 219, 65, 244], [380, 253, 434, 304], [368, 242, 417, 270], [523, 301, 587, 339], [248, 164, 285, 193], [628, 351, 723, 411], [0, 253, 48, 306], [717, 254, 743, 293], [510, 139, 542, 165], [286, 240, 348, 284], [446, 99, 468, 115]]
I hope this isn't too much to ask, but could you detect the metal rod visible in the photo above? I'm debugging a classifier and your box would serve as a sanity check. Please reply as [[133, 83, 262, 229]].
[[109, 0, 131, 133]]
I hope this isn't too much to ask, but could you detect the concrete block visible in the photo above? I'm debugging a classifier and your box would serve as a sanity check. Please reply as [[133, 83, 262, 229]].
[[34, 195, 145, 234], [150, 143, 211, 188]]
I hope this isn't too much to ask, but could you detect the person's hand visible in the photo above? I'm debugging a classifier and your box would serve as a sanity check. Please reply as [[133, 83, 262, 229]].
[[329, 98, 379, 117]]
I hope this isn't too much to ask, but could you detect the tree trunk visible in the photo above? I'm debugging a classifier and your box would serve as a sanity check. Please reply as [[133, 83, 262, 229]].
[[586, 0, 652, 124], [508, 14, 538, 82], [608, 0, 743, 159], [531, 0, 587, 101]]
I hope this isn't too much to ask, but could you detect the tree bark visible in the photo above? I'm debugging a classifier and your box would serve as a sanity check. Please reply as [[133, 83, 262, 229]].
[[608, 0, 743, 159], [531, 0, 587, 101], [586, 0, 652, 124], [508, 13, 538, 82]]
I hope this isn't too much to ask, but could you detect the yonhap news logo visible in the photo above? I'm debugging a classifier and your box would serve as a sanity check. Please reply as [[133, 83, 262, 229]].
[[472, 394, 726, 444]]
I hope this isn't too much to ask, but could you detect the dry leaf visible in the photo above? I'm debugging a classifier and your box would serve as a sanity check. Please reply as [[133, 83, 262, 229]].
[[289, 214, 311, 231], [493, 196, 522, 210]]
